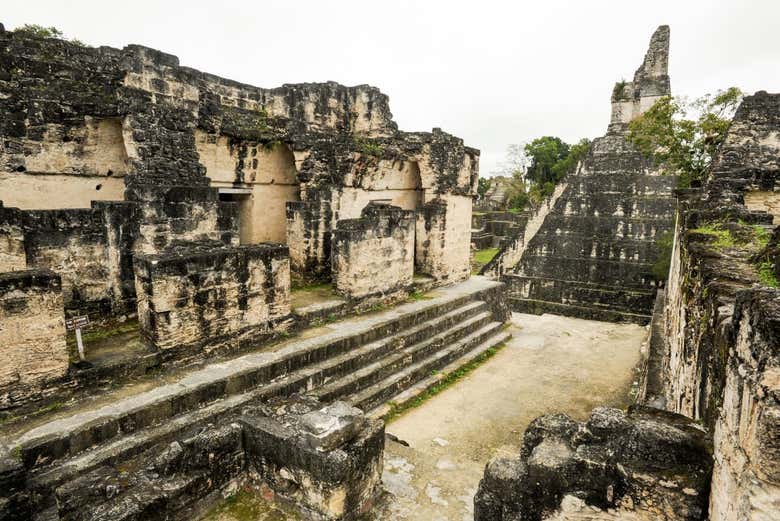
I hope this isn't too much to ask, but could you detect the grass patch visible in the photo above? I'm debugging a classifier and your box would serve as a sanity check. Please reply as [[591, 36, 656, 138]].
[[757, 261, 779, 288], [407, 290, 433, 302], [472, 247, 499, 274], [751, 224, 772, 249], [691, 223, 736, 249], [384, 342, 507, 423], [65, 319, 138, 350], [310, 313, 340, 327], [203, 489, 300, 520]]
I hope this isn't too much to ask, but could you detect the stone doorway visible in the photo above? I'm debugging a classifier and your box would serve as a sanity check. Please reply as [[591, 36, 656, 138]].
[[218, 188, 253, 244]]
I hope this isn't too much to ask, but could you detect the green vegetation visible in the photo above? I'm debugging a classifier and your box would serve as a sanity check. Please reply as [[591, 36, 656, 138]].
[[612, 79, 628, 100], [472, 247, 499, 273], [65, 319, 138, 350], [628, 87, 743, 188], [651, 231, 674, 281], [407, 290, 433, 302], [13, 23, 86, 45], [751, 224, 772, 249], [384, 342, 507, 423], [497, 136, 590, 212], [477, 177, 492, 200], [353, 137, 384, 157], [203, 489, 300, 520], [757, 261, 779, 288], [691, 223, 736, 249]]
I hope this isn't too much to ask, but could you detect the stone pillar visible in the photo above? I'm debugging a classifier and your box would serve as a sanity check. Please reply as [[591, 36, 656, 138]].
[[0, 269, 68, 410], [332, 202, 415, 299], [241, 397, 384, 520], [415, 196, 471, 283]]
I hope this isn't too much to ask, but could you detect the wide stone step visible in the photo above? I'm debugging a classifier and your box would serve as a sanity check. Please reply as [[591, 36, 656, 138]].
[[503, 275, 656, 314], [8, 279, 502, 472], [348, 321, 506, 412], [509, 297, 651, 325], [369, 330, 513, 419], [310, 309, 493, 403]]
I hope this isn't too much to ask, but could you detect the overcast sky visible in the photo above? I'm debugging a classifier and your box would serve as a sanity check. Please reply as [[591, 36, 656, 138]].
[[4, 1, 779, 176]]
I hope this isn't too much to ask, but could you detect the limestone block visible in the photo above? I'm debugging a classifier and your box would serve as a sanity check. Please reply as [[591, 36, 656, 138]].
[[0, 269, 68, 410], [332, 202, 415, 299]]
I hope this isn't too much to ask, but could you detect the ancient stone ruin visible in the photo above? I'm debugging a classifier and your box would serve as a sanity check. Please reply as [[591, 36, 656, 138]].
[[475, 87, 780, 521], [483, 26, 677, 324], [0, 23, 515, 520], [0, 18, 778, 521]]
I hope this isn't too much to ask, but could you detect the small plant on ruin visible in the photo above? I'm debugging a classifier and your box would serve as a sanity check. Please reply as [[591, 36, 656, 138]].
[[651, 231, 674, 281], [628, 87, 743, 187], [612, 79, 628, 100], [691, 222, 736, 249], [757, 261, 779, 288], [353, 137, 384, 157], [13, 24, 86, 46]]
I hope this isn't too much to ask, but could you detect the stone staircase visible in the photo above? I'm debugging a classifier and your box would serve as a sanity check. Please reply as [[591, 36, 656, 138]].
[[0, 277, 510, 520]]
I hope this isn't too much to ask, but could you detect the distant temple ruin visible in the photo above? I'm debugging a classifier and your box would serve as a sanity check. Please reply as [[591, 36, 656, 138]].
[[483, 26, 677, 324]]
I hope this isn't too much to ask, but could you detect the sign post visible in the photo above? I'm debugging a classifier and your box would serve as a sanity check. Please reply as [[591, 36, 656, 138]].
[[65, 316, 90, 361]]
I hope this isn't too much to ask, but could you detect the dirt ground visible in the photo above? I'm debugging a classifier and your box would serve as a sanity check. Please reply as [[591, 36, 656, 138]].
[[371, 312, 646, 521]]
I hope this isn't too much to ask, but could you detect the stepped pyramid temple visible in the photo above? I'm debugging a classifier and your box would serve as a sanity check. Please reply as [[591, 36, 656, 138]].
[[0, 21, 779, 521], [483, 26, 677, 324]]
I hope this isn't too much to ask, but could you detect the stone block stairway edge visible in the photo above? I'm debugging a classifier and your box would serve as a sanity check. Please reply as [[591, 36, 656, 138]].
[[0, 277, 511, 519]]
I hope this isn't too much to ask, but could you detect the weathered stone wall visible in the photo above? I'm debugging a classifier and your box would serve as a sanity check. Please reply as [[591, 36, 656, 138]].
[[499, 26, 676, 323], [609, 25, 671, 132], [415, 195, 472, 282], [286, 198, 333, 282], [0, 269, 68, 410], [635, 91, 780, 520], [0, 202, 140, 315], [134, 244, 291, 353], [0, 28, 478, 288], [332, 203, 415, 299], [474, 406, 712, 521]]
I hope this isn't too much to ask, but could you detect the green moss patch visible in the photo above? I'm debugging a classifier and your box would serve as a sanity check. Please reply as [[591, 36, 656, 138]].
[[384, 342, 507, 423]]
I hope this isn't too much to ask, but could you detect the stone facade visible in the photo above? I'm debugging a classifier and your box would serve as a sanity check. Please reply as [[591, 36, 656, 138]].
[[0, 269, 68, 409], [0, 202, 139, 315], [651, 91, 780, 520], [332, 203, 415, 299], [494, 26, 677, 324], [134, 244, 291, 354], [0, 26, 479, 411]]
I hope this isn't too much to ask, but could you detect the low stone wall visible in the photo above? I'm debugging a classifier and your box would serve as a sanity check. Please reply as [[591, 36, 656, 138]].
[[0, 269, 68, 410], [286, 198, 333, 282], [474, 406, 712, 521], [134, 244, 291, 354], [0, 201, 140, 316], [332, 203, 415, 299]]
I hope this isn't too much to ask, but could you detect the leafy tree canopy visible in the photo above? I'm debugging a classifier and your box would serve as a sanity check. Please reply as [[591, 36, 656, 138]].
[[628, 87, 743, 187], [494, 136, 591, 212]]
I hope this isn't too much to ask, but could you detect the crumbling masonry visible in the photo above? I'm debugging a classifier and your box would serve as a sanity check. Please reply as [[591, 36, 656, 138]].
[[484, 26, 677, 324], [475, 90, 780, 521]]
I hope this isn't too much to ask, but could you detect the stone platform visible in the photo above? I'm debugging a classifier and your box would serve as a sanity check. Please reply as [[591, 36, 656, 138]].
[[0, 277, 510, 520]]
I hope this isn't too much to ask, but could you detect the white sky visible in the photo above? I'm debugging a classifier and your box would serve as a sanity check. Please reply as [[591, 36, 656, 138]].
[[4, 0, 779, 176]]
